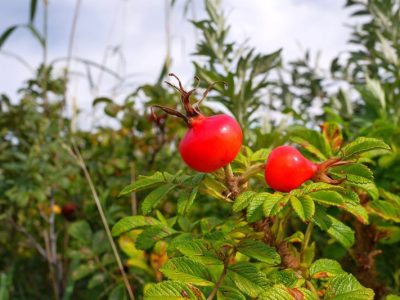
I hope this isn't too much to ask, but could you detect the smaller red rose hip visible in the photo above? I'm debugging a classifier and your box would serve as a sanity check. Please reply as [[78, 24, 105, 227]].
[[264, 145, 317, 192]]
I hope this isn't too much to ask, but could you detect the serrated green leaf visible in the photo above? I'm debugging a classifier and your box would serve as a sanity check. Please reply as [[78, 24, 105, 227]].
[[141, 183, 176, 215], [312, 205, 332, 230], [227, 263, 270, 297], [68, 221, 92, 243], [217, 286, 246, 300], [246, 194, 265, 222], [263, 193, 288, 216], [119, 172, 165, 196], [341, 137, 390, 159], [233, 191, 256, 212], [269, 269, 304, 288], [237, 240, 281, 265], [367, 200, 400, 222], [310, 190, 344, 207], [112, 216, 161, 237], [160, 257, 213, 286], [258, 284, 314, 300], [326, 216, 355, 249], [290, 195, 315, 222], [302, 182, 345, 194], [177, 187, 198, 215], [175, 239, 222, 265], [144, 281, 204, 300], [324, 274, 374, 299], [330, 163, 373, 184], [349, 182, 379, 200], [309, 259, 345, 279], [136, 225, 176, 250]]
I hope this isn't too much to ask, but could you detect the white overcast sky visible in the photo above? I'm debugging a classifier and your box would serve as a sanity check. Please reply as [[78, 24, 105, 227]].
[[0, 0, 351, 128]]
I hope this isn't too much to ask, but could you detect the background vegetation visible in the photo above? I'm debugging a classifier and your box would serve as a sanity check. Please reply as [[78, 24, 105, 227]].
[[1, 0, 400, 299]]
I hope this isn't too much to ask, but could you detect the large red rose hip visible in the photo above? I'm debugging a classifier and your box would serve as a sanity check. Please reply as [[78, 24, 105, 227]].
[[152, 74, 243, 173], [179, 114, 242, 172], [264, 145, 317, 192]]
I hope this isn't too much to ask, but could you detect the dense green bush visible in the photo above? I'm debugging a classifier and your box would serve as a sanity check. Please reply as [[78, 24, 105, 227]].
[[1, 0, 400, 299]]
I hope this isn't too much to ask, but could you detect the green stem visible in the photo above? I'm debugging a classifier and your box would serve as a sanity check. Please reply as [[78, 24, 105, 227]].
[[240, 163, 265, 183], [301, 222, 314, 263], [67, 143, 135, 300], [224, 163, 234, 182], [206, 257, 230, 300]]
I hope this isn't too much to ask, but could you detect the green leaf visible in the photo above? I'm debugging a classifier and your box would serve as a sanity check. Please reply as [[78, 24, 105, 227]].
[[309, 259, 345, 279], [321, 122, 343, 154], [290, 128, 329, 160], [144, 281, 204, 300], [312, 205, 332, 231], [368, 201, 400, 222], [250, 148, 270, 162], [87, 273, 106, 289], [175, 239, 222, 265], [217, 286, 246, 300], [72, 264, 97, 281], [329, 163, 373, 184], [269, 269, 304, 288], [108, 284, 127, 300], [258, 284, 315, 300], [112, 216, 161, 237], [29, 0, 38, 23], [326, 216, 355, 249], [26, 25, 44, 47], [233, 191, 256, 212], [251, 49, 282, 76], [93, 97, 113, 106], [0, 25, 18, 49], [68, 221, 92, 243], [386, 295, 400, 300], [141, 183, 176, 215], [341, 137, 391, 159], [290, 195, 315, 222], [237, 240, 281, 265], [324, 274, 374, 299], [309, 190, 344, 207], [177, 187, 198, 215], [342, 200, 369, 225], [227, 263, 270, 297], [246, 194, 265, 222], [136, 225, 176, 250], [160, 257, 213, 286], [263, 194, 288, 216], [119, 172, 165, 196], [350, 182, 379, 200], [302, 182, 345, 194]]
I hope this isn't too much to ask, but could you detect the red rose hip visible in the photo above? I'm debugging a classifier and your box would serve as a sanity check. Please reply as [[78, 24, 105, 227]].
[[264, 145, 317, 192], [179, 114, 242, 172], [152, 73, 243, 173]]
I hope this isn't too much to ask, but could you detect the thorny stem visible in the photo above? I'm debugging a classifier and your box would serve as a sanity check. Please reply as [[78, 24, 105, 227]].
[[301, 222, 314, 263], [66, 143, 135, 300], [206, 256, 230, 300]]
